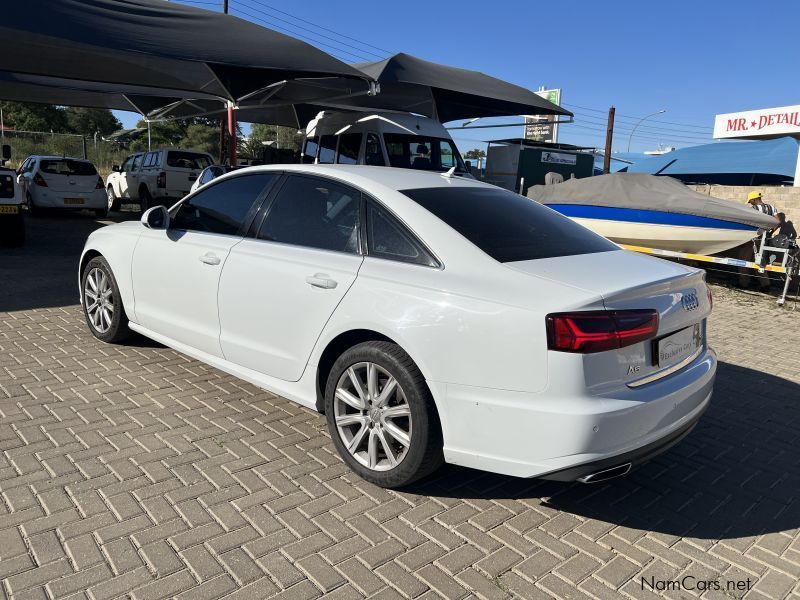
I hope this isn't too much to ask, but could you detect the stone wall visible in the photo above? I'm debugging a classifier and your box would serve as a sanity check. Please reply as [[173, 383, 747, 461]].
[[689, 185, 800, 224]]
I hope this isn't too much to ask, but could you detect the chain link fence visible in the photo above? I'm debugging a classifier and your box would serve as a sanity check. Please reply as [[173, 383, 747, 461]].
[[0, 130, 129, 180]]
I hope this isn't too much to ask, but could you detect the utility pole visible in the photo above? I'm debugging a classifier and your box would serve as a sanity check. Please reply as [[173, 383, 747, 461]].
[[220, 0, 230, 164], [603, 106, 615, 175], [223, 0, 229, 13]]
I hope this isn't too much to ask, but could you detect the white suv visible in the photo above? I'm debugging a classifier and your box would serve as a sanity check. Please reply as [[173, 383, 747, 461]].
[[106, 148, 214, 211]]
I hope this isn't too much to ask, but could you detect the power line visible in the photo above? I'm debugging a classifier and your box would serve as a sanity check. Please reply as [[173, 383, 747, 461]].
[[235, 0, 387, 60], [235, 0, 393, 57], [569, 110, 712, 138], [229, 5, 374, 62], [564, 102, 712, 130]]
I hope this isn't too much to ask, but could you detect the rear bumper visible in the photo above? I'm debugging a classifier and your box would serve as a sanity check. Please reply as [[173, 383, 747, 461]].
[[438, 346, 717, 479], [31, 189, 106, 209]]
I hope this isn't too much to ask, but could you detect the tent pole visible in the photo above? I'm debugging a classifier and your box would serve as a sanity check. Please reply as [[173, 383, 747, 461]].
[[794, 142, 800, 188], [147, 120, 151, 151], [227, 102, 237, 166]]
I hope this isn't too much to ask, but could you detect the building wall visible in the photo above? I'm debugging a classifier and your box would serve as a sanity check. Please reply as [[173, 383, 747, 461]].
[[689, 185, 800, 224]]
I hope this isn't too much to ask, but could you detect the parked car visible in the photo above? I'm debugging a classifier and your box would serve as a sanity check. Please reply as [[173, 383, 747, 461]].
[[79, 165, 716, 488], [106, 148, 214, 211], [17, 155, 107, 217], [188, 164, 239, 194], [0, 144, 25, 246], [302, 110, 472, 176]]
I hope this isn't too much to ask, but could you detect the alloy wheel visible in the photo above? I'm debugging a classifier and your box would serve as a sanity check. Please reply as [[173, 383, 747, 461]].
[[333, 362, 412, 471], [107, 188, 115, 210], [84, 267, 114, 333]]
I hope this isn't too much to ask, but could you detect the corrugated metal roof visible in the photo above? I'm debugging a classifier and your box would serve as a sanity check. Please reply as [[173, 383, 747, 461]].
[[624, 137, 798, 185]]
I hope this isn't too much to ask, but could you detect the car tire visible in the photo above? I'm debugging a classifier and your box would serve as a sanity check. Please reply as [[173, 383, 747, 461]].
[[94, 207, 109, 219], [81, 256, 132, 344], [27, 194, 40, 217], [325, 341, 443, 488], [107, 186, 121, 211], [139, 187, 152, 213]]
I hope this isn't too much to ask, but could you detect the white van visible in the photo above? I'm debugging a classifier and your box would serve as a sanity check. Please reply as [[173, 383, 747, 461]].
[[301, 111, 471, 176]]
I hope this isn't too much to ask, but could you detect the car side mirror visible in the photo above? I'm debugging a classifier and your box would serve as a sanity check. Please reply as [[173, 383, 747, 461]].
[[141, 205, 169, 230], [2, 145, 11, 160], [111, 164, 121, 172]]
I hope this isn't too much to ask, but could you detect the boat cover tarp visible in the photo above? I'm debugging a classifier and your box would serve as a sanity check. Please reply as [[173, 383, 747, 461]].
[[625, 138, 798, 185], [0, 0, 369, 108], [348, 53, 572, 123], [526, 173, 777, 229]]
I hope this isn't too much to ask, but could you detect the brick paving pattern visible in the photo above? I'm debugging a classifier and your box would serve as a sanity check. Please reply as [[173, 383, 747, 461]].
[[1, 214, 799, 599]]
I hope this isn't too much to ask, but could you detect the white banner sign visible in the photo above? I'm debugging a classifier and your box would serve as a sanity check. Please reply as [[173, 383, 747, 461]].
[[713, 105, 800, 139], [541, 151, 576, 165]]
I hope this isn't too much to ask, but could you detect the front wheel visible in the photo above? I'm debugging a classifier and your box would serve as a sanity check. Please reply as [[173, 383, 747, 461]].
[[107, 186, 120, 211], [81, 256, 131, 343], [325, 341, 443, 488]]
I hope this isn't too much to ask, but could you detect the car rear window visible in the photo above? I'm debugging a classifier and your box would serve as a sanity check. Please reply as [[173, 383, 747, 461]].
[[39, 159, 97, 176], [401, 186, 618, 262], [166, 151, 212, 170]]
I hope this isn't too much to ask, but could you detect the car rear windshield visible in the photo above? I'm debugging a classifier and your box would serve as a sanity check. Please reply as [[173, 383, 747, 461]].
[[401, 186, 618, 262], [39, 159, 97, 176], [166, 151, 212, 170]]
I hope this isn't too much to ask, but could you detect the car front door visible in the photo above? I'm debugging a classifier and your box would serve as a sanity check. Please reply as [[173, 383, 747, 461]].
[[130, 173, 276, 356], [122, 154, 143, 199], [218, 174, 364, 381]]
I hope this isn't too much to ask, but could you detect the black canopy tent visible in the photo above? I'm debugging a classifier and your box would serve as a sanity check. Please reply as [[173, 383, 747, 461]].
[[350, 53, 572, 123], [0, 0, 373, 163]]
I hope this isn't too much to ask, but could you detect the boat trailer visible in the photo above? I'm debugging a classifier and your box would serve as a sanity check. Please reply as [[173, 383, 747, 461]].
[[620, 231, 800, 306]]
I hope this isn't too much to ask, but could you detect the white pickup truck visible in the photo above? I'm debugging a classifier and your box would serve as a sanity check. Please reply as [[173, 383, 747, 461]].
[[105, 148, 214, 211]]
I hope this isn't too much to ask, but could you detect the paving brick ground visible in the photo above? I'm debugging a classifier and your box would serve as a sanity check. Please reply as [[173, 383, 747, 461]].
[[1, 212, 799, 600]]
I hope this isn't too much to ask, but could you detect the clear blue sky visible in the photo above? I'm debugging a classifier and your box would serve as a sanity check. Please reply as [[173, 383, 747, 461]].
[[115, 0, 800, 154]]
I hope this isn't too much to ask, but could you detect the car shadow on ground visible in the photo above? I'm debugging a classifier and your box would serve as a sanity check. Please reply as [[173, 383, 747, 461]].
[[0, 210, 138, 312], [404, 361, 799, 540]]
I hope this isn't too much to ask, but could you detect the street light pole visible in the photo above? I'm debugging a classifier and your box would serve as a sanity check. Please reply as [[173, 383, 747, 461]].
[[627, 109, 666, 152]]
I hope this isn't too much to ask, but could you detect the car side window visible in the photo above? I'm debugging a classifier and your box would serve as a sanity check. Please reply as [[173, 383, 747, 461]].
[[365, 133, 385, 166], [318, 135, 337, 164], [132, 155, 143, 171], [257, 175, 360, 254], [121, 156, 133, 172], [302, 137, 319, 164], [170, 174, 276, 236], [336, 133, 362, 164], [367, 201, 438, 267]]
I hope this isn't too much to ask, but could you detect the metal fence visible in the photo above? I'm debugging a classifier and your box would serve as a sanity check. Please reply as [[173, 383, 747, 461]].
[[0, 130, 129, 179]]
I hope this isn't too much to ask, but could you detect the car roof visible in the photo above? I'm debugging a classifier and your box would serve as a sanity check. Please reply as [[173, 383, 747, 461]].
[[31, 155, 93, 162], [232, 164, 488, 192]]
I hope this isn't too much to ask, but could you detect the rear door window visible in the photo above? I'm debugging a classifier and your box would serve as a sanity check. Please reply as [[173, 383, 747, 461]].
[[257, 175, 360, 254], [166, 151, 212, 170], [367, 201, 438, 267], [39, 159, 97, 176], [336, 133, 362, 164], [318, 135, 337, 164], [401, 186, 617, 262], [170, 174, 276, 235]]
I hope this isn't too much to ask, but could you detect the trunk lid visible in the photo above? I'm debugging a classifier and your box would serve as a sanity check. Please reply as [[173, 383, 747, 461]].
[[507, 249, 711, 390], [38, 159, 99, 194]]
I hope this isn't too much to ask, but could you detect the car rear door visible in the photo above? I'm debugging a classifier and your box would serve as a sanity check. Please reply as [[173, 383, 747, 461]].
[[218, 174, 363, 381], [130, 173, 276, 356], [120, 154, 142, 199], [164, 151, 213, 197]]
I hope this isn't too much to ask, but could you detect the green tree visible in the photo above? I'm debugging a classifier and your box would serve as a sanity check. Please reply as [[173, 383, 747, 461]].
[[0, 102, 69, 132], [65, 107, 121, 136], [464, 148, 486, 160], [180, 123, 219, 154]]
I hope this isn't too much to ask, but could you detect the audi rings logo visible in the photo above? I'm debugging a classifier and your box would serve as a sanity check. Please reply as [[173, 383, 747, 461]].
[[681, 292, 699, 311]]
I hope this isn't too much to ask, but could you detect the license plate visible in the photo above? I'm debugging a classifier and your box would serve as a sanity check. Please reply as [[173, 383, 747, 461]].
[[64, 198, 84, 205], [0, 205, 19, 214], [654, 323, 702, 367]]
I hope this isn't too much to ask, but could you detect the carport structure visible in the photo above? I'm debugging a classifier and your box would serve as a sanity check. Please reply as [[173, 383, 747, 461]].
[[0, 0, 374, 164]]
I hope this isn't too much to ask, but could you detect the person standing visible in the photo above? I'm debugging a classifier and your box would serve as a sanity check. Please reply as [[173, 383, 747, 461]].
[[747, 191, 778, 216]]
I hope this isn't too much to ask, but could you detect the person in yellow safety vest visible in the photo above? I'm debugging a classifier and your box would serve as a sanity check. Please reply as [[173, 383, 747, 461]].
[[747, 190, 778, 217]]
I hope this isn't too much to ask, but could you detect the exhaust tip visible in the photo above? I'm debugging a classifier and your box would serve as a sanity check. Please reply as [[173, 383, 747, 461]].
[[577, 463, 632, 484]]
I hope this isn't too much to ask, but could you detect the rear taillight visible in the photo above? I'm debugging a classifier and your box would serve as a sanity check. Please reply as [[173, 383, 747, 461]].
[[156, 171, 166, 188], [33, 172, 48, 187], [95, 176, 104, 190], [546, 310, 659, 353]]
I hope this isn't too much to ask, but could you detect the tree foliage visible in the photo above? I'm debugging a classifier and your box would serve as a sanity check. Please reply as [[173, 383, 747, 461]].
[[65, 107, 121, 136], [464, 148, 486, 159]]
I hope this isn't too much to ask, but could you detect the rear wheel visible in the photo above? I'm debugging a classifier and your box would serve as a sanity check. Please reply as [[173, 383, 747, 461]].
[[81, 256, 131, 343], [139, 187, 152, 213], [26, 193, 41, 217], [325, 341, 443, 488], [94, 208, 109, 219], [107, 186, 120, 211]]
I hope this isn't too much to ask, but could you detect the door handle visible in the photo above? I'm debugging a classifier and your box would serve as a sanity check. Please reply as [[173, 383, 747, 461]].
[[305, 273, 338, 289], [199, 253, 221, 266]]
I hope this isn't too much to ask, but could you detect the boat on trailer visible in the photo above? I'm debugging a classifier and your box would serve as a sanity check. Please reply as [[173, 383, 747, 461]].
[[526, 173, 778, 255]]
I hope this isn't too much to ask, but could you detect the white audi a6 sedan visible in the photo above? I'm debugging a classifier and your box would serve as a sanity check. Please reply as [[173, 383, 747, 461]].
[[79, 165, 716, 488]]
